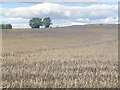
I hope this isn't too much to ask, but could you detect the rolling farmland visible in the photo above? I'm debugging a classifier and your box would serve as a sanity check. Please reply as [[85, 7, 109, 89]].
[[2, 24, 118, 88]]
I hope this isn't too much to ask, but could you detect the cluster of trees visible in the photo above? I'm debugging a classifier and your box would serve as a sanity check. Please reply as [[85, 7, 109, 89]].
[[29, 17, 52, 28], [0, 24, 12, 29], [0, 17, 52, 29]]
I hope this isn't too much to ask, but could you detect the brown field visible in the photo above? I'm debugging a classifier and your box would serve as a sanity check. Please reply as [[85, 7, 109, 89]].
[[1, 24, 118, 88]]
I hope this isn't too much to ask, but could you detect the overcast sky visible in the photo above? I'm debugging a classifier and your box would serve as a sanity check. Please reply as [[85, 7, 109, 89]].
[[0, 2, 118, 28]]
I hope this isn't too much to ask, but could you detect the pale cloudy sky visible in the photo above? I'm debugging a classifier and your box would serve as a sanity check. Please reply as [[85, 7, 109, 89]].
[[0, 2, 118, 28]]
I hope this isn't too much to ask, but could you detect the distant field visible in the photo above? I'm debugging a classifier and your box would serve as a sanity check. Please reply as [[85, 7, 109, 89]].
[[2, 24, 118, 88]]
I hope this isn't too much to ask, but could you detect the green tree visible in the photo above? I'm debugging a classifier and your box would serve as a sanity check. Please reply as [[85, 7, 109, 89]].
[[0, 24, 2, 29], [42, 17, 52, 28], [2, 24, 6, 29], [29, 17, 42, 28], [0, 24, 12, 29], [6, 24, 12, 29]]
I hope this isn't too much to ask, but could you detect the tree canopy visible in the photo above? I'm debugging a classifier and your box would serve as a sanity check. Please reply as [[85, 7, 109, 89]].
[[0, 24, 12, 29], [29, 17, 52, 29], [42, 17, 52, 28], [29, 17, 42, 28]]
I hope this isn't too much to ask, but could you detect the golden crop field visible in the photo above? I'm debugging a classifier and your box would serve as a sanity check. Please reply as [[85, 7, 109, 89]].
[[1, 24, 118, 88]]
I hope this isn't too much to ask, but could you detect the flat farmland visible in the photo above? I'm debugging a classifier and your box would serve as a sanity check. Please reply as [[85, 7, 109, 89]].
[[2, 24, 118, 88]]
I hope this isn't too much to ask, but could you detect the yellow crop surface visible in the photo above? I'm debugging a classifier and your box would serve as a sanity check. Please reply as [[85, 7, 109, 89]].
[[1, 24, 118, 88]]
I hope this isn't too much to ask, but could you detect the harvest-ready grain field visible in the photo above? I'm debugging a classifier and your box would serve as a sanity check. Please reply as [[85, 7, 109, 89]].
[[2, 24, 118, 88]]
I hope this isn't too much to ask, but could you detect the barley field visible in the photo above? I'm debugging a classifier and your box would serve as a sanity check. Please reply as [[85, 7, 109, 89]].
[[1, 24, 118, 88]]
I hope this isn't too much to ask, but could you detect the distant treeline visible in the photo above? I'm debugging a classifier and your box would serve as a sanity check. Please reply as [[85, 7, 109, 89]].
[[0, 24, 12, 29]]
